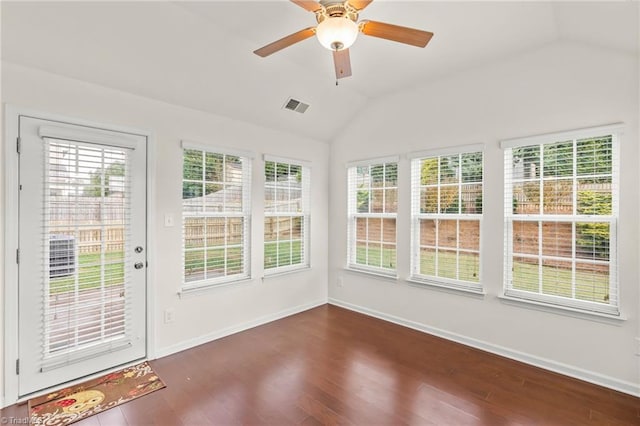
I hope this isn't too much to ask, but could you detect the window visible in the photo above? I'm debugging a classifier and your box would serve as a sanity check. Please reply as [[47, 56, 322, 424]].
[[410, 147, 484, 291], [502, 126, 620, 315], [347, 157, 398, 276], [264, 156, 310, 273], [182, 142, 251, 290]]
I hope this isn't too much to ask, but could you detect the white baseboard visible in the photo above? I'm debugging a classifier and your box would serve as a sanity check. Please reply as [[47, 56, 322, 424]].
[[328, 298, 640, 398], [155, 300, 326, 359]]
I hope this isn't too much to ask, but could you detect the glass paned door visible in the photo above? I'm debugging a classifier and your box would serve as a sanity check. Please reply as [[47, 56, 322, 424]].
[[18, 117, 147, 397]]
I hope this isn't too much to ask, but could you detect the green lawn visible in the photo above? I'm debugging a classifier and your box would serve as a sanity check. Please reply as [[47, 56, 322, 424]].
[[419, 250, 608, 303], [354, 245, 480, 282], [512, 261, 609, 303], [184, 246, 244, 279], [264, 240, 302, 269], [50, 251, 124, 295], [55, 245, 610, 305], [184, 241, 303, 279], [418, 249, 480, 283], [355, 245, 609, 304], [355, 245, 396, 269]]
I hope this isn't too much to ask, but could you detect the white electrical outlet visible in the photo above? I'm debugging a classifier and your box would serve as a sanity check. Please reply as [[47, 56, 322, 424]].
[[164, 214, 174, 227], [635, 337, 640, 356], [337, 276, 344, 287], [164, 308, 176, 324]]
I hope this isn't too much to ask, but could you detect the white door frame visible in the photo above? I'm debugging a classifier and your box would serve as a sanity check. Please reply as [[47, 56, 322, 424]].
[[3, 105, 157, 406]]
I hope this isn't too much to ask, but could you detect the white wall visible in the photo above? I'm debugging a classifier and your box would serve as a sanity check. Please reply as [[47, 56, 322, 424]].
[[1, 38, 638, 404], [328, 41, 640, 394], [1, 62, 329, 404]]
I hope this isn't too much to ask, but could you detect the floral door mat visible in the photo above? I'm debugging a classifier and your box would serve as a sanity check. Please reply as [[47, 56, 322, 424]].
[[29, 361, 166, 425]]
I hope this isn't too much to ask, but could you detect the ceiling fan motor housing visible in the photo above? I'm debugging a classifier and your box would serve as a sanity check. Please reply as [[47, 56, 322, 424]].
[[316, 1, 359, 24]]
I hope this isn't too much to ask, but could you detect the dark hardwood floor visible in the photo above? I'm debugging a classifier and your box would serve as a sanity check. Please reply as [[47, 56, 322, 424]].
[[3, 304, 639, 425]]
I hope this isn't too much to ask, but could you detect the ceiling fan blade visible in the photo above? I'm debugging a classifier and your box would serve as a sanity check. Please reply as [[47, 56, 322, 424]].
[[290, 0, 323, 12], [333, 49, 352, 79], [253, 27, 316, 57], [360, 20, 433, 48], [348, 0, 373, 11]]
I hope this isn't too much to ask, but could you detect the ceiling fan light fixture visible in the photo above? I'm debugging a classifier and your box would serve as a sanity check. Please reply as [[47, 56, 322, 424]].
[[316, 17, 359, 51]]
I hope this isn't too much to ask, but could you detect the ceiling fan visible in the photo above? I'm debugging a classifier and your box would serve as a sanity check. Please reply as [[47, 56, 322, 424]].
[[253, 0, 434, 80]]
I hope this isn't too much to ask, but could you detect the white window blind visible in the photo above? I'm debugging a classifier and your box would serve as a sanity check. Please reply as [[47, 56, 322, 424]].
[[503, 129, 619, 315], [264, 157, 311, 273], [42, 139, 133, 370], [410, 150, 483, 291], [182, 147, 252, 290], [347, 159, 398, 275]]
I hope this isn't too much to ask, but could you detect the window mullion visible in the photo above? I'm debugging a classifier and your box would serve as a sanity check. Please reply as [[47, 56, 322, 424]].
[[538, 219, 543, 294], [539, 144, 544, 216], [455, 219, 460, 281], [537, 144, 544, 294], [365, 217, 370, 266], [203, 216, 208, 282], [435, 218, 440, 276], [571, 139, 578, 299], [378, 218, 383, 268], [571, 221, 576, 299]]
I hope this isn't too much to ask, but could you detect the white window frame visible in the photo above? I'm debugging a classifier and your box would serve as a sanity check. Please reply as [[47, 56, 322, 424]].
[[409, 145, 484, 293], [501, 124, 621, 316], [263, 155, 311, 275], [346, 156, 399, 277], [181, 140, 252, 292]]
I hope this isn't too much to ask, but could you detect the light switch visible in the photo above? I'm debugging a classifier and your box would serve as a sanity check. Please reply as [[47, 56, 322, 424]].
[[164, 308, 175, 324], [164, 214, 174, 227]]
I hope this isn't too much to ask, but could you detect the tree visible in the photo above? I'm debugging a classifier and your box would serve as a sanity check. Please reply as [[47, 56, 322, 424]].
[[420, 156, 466, 213], [512, 146, 540, 180], [576, 137, 612, 177], [83, 162, 125, 197], [182, 150, 241, 199], [370, 163, 397, 186], [421, 158, 438, 185], [543, 142, 573, 177], [461, 152, 483, 183], [357, 190, 369, 212], [265, 161, 300, 182], [576, 190, 612, 259]]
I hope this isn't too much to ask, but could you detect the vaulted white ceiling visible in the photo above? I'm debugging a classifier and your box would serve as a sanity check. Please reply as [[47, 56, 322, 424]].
[[2, 1, 638, 142]]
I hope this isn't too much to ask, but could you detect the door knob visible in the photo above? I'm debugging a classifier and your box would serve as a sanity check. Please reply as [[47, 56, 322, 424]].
[[134, 262, 144, 269]]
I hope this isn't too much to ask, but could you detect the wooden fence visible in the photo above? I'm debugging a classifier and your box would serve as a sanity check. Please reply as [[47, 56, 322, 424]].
[[49, 195, 126, 223], [50, 228, 125, 254]]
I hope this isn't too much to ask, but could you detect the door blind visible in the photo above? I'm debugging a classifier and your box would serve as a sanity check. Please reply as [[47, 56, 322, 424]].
[[41, 139, 133, 370]]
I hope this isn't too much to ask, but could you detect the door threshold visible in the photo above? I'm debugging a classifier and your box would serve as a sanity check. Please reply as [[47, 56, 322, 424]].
[[15, 357, 147, 406]]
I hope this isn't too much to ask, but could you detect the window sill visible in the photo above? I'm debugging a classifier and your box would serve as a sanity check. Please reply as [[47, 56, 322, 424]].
[[263, 265, 311, 279], [178, 276, 253, 298], [406, 277, 485, 298], [497, 294, 626, 325], [343, 266, 398, 281]]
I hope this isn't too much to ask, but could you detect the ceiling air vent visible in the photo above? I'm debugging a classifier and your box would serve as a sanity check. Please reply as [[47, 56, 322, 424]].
[[283, 97, 310, 114]]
